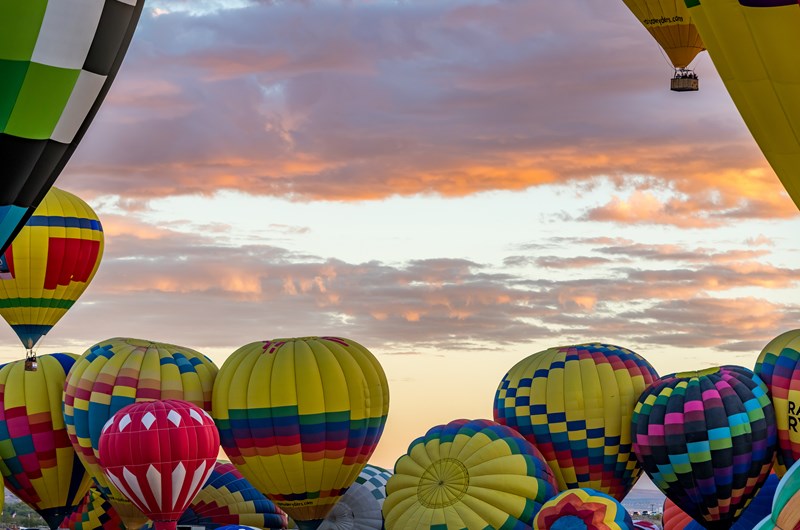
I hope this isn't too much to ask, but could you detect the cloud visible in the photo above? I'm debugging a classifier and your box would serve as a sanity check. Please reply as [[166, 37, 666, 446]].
[[55, 0, 799, 224]]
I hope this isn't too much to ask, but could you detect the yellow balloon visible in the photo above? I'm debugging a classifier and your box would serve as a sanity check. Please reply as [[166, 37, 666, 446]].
[[622, 0, 706, 69], [686, 0, 800, 210]]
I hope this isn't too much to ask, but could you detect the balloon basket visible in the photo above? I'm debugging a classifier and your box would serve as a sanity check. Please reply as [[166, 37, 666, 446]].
[[25, 351, 37, 371], [671, 69, 699, 92]]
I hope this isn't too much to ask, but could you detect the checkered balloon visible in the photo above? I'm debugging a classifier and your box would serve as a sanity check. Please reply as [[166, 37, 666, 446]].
[[494, 343, 659, 500], [98, 400, 221, 530], [319, 464, 392, 530], [632, 366, 776, 529]]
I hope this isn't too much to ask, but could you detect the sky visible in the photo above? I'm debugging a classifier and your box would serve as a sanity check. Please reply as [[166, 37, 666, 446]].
[[2, 0, 800, 481]]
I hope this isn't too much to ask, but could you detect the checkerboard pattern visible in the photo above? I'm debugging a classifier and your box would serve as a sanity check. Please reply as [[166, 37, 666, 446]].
[[0, 0, 143, 252], [632, 366, 776, 528], [59, 487, 122, 530], [493, 343, 659, 501]]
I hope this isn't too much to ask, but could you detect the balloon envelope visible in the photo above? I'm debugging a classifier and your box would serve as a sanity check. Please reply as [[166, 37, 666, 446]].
[[621, 0, 705, 69], [98, 400, 220, 530], [686, 0, 800, 210], [179, 461, 288, 530], [63, 338, 219, 530], [0, 353, 91, 529], [494, 343, 659, 500], [213, 337, 389, 530], [0, 0, 144, 254], [319, 464, 391, 530], [533, 488, 634, 530], [383, 419, 558, 530], [632, 366, 776, 529], [59, 487, 123, 530], [0, 186, 103, 349]]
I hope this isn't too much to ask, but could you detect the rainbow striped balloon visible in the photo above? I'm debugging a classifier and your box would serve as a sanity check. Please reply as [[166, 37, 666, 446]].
[[755, 458, 800, 530], [179, 461, 288, 530], [0, 353, 91, 529], [213, 337, 389, 530], [383, 419, 559, 529], [0, 187, 103, 349], [533, 488, 634, 530], [63, 338, 219, 530], [632, 366, 776, 529], [494, 343, 659, 500], [59, 487, 123, 530]]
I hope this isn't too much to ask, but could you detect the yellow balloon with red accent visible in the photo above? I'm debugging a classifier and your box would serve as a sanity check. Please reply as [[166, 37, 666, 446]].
[[0, 186, 103, 349]]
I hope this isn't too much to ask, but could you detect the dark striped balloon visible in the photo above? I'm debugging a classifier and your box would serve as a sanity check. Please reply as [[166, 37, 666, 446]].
[[632, 366, 776, 530]]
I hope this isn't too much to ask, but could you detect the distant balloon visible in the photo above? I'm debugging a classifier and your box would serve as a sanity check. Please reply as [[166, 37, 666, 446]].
[[0, 187, 103, 350], [621, 0, 705, 69], [533, 488, 634, 530], [494, 343, 659, 500], [383, 419, 559, 530], [319, 464, 391, 530], [63, 338, 219, 530], [0, 0, 144, 255], [0, 353, 91, 529], [662, 473, 778, 530], [59, 487, 123, 530], [686, 0, 800, 211], [180, 461, 288, 530], [633, 366, 776, 529], [755, 329, 800, 474], [98, 400, 220, 530], [213, 337, 389, 530]]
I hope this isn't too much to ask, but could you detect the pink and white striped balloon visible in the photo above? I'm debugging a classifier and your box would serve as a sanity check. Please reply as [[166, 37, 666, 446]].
[[98, 400, 220, 530]]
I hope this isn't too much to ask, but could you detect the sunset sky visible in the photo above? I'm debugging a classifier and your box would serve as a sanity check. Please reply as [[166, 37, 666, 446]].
[[2, 0, 799, 477]]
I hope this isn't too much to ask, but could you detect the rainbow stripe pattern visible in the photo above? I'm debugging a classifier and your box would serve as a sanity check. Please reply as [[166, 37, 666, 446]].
[[0, 353, 91, 529], [494, 343, 659, 500], [383, 419, 559, 529], [533, 488, 634, 530], [632, 366, 776, 529], [213, 337, 389, 528], [0, 187, 103, 349]]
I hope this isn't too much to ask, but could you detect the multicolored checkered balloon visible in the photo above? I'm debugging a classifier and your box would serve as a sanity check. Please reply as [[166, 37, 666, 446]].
[[179, 461, 288, 530], [383, 419, 559, 529], [632, 366, 776, 529], [494, 343, 659, 500], [319, 464, 391, 530], [0, 353, 91, 529], [63, 338, 219, 530], [0, 0, 143, 255], [755, 329, 800, 475], [533, 488, 634, 530], [213, 337, 389, 530], [59, 487, 123, 530]]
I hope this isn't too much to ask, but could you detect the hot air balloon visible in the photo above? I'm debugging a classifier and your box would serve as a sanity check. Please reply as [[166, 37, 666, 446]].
[[0, 353, 92, 529], [621, 0, 706, 90], [755, 330, 800, 475], [632, 366, 776, 529], [533, 488, 634, 530], [382, 419, 559, 530], [319, 464, 391, 530], [633, 522, 659, 530], [63, 338, 219, 530], [0, 0, 143, 255], [59, 487, 123, 530], [98, 400, 220, 530], [0, 0, 144, 253], [493, 343, 659, 501], [686, 0, 800, 210], [212, 337, 389, 530], [753, 459, 800, 530], [178, 461, 288, 530], [662, 473, 778, 529], [0, 186, 103, 368]]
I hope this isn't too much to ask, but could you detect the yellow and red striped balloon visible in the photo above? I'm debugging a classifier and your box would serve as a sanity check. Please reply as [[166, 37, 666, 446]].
[[0, 187, 103, 349], [213, 337, 389, 530]]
